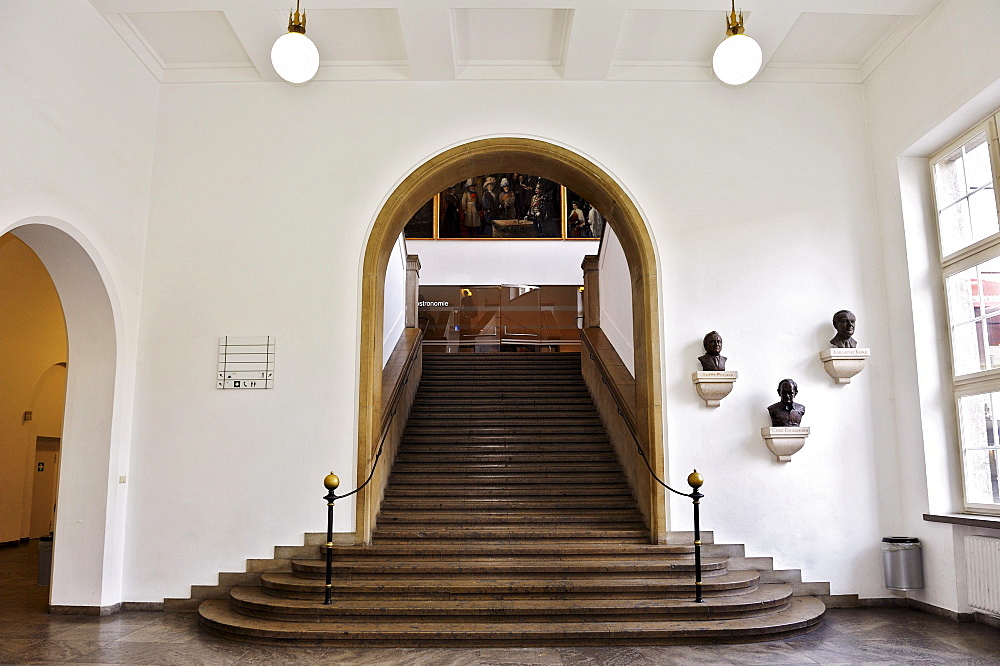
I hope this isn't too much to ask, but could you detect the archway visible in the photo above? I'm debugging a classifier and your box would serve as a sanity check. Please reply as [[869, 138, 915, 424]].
[[3, 221, 121, 611], [356, 137, 665, 544]]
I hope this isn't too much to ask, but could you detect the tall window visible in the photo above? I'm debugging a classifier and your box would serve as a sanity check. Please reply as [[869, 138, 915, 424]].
[[932, 118, 1000, 514]]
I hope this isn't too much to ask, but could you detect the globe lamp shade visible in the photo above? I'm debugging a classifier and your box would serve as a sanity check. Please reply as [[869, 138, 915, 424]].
[[271, 31, 319, 84], [712, 33, 762, 86]]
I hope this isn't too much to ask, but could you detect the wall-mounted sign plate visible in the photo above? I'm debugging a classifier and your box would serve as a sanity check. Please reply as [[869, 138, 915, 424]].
[[217, 336, 274, 389]]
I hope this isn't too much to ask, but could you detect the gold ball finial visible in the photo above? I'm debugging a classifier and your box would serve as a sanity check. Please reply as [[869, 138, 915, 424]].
[[687, 469, 704, 489], [323, 472, 340, 491]]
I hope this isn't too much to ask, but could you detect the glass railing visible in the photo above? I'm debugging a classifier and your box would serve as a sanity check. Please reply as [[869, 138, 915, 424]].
[[417, 285, 582, 353]]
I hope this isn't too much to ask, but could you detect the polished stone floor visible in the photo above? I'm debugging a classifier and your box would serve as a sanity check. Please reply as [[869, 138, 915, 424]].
[[2, 540, 999, 665]]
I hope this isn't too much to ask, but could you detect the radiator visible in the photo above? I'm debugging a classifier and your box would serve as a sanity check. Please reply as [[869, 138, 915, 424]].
[[966, 536, 1000, 616]]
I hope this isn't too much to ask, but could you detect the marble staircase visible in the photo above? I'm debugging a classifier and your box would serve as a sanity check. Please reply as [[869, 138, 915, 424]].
[[198, 352, 827, 645]]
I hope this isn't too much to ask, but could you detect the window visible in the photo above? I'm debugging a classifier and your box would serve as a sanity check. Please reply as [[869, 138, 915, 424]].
[[932, 117, 1000, 514]]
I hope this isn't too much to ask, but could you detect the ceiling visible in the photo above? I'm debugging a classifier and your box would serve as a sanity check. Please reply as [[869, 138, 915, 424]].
[[89, 0, 943, 84]]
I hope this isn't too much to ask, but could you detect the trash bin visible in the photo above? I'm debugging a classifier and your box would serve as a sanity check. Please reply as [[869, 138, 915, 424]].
[[882, 536, 923, 590], [37, 536, 53, 586]]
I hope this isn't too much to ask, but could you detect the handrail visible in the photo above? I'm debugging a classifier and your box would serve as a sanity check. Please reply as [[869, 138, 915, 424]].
[[580, 329, 706, 602], [340, 327, 424, 503]]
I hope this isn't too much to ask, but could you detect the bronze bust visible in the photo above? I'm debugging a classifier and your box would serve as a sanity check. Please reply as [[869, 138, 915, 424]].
[[698, 331, 727, 371], [830, 310, 857, 348], [767, 379, 805, 427]]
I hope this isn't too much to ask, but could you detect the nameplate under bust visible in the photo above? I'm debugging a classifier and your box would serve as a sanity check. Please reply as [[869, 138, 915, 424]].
[[691, 371, 738, 380], [761, 427, 810, 436], [820, 348, 871, 358]]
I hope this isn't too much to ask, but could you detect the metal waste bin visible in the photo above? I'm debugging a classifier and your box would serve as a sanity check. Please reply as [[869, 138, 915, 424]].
[[37, 536, 53, 586], [882, 536, 923, 590]]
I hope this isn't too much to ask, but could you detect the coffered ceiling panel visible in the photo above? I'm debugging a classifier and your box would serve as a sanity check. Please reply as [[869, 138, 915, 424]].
[[125, 11, 251, 66], [452, 8, 571, 64], [305, 9, 407, 64], [769, 12, 908, 66], [612, 10, 730, 65]]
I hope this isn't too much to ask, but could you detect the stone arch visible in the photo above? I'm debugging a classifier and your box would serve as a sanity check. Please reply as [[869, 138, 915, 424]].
[[4, 220, 121, 610], [356, 137, 665, 543]]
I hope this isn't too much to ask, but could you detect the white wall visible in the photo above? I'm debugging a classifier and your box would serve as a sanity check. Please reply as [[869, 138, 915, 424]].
[[409, 239, 597, 285], [597, 225, 634, 375], [124, 75, 896, 602], [863, 0, 1000, 613], [0, 0, 158, 607], [383, 235, 407, 366]]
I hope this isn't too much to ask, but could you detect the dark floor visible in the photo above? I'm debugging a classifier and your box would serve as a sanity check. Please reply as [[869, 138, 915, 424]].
[[2, 540, 999, 665]]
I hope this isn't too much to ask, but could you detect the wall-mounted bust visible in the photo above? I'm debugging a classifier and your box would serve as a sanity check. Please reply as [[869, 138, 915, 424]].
[[767, 378, 805, 427], [698, 331, 727, 371], [830, 310, 857, 348]]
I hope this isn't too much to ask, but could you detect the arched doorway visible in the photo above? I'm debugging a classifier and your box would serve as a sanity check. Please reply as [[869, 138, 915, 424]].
[[2, 221, 121, 610], [356, 137, 665, 544]]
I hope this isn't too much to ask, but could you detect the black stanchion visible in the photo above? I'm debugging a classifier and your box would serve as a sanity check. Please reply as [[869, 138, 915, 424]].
[[322, 472, 340, 605], [688, 470, 704, 603]]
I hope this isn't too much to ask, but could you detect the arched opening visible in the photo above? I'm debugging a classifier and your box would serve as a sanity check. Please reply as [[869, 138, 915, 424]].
[[356, 137, 665, 544], [2, 221, 121, 610]]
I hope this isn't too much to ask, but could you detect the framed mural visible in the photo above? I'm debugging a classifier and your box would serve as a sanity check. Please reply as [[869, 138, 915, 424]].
[[403, 174, 604, 240]]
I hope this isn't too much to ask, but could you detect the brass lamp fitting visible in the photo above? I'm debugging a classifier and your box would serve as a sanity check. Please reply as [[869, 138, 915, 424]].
[[287, 0, 307, 34], [726, 0, 746, 36]]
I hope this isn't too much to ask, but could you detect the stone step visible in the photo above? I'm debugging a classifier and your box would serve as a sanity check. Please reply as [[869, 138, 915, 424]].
[[199, 596, 824, 646], [378, 498, 638, 510], [395, 442, 614, 453], [323, 542, 698, 558], [290, 557, 727, 578], [259, 570, 759, 600], [401, 428, 610, 440], [223, 584, 795, 622], [376, 511, 643, 525], [394, 452, 617, 463], [374, 524, 647, 536], [382, 486, 635, 498], [390, 463, 622, 475]]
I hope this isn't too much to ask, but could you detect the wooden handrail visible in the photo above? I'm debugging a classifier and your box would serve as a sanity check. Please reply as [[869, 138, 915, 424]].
[[580, 329, 636, 439], [377, 328, 424, 446]]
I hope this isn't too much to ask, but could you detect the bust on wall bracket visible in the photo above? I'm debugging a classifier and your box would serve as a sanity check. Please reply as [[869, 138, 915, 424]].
[[692, 331, 737, 407], [821, 310, 870, 384], [761, 379, 809, 462]]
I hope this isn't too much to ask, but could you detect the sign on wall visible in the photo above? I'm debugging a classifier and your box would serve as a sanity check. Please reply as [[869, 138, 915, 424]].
[[217, 336, 274, 389]]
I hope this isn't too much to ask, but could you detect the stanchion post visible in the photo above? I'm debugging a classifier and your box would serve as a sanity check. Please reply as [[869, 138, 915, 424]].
[[687, 469, 704, 603], [322, 472, 340, 605]]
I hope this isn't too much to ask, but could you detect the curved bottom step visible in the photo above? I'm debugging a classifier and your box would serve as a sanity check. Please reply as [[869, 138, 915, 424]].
[[198, 596, 825, 647]]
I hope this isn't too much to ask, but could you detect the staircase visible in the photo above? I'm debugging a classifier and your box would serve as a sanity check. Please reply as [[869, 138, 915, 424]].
[[199, 352, 826, 645]]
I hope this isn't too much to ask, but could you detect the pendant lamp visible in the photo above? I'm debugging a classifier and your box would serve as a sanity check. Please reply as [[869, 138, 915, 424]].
[[271, 1, 319, 84], [712, 0, 762, 86]]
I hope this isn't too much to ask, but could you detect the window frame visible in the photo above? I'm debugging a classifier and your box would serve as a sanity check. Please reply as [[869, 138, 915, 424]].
[[932, 114, 1000, 515]]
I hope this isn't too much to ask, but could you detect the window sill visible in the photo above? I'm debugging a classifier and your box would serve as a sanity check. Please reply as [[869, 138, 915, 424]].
[[923, 513, 1000, 529]]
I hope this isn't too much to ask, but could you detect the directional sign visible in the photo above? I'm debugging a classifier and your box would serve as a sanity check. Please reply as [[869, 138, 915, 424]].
[[218, 336, 274, 389]]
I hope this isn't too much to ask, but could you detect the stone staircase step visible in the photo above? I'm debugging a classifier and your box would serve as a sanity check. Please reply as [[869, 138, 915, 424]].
[[259, 570, 759, 600], [323, 543, 699, 558], [224, 584, 794, 622], [376, 511, 644, 524], [199, 597, 825, 646], [290, 557, 728, 578]]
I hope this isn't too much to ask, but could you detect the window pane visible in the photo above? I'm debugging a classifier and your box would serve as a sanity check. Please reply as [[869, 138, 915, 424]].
[[947, 266, 977, 324], [952, 320, 986, 374], [957, 392, 1000, 506], [963, 449, 1000, 505], [939, 199, 972, 256], [969, 186, 999, 244], [965, 134, 992, 191], [934, 145, 967, 209]]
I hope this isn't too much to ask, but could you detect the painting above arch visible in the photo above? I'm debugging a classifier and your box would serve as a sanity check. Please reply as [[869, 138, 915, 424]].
[[403, 173, 605, 240]]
